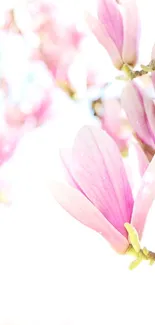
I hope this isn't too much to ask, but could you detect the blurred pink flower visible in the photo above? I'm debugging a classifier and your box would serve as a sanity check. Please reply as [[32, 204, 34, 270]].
[[0, 9, 21, 33], [50, 126, 154, 253], [0, 30, 54, 126], [17, 0, 84, 83], [86, 0, 140, 69], [121, 81, 155, 150], [0, 130, 18, 166], [2, 61, 53, 128], [0, 31, 54, 164], [101, 98, 132, 150]]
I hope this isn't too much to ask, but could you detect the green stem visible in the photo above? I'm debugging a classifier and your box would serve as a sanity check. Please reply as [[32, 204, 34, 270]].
[[120, 60, 155, 81]]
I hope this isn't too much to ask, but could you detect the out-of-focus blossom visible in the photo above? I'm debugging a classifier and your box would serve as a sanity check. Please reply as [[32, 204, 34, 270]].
[[0, 60, 53, 128], [121, 81, 155, 153], [14, 0, 84, 85], [0, 30, 54, 165], [57, 35, 111, 98], [0, 9, 21, 33], [0, 129, 18, 166], [101, 98, 132, 150], [86, 0, 140, 69], [2, 3, 113, 97], [50, 126, 154, 253]]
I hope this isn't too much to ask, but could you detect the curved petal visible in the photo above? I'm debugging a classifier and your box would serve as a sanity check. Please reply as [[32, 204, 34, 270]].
[[121, 81, 155, 148], [122, 0, 140, 65], [86, 13, 123, 69], [131, 154, 155, 239], [131, 142, 149, 176], [102, 99, 122, 135], [152, 72, 155, 89], [50, 180, 129, 253], [71, 126, 133, 237], [143, 94, 155, 138], [101, 98, 129, 150], [97, 0, 123, 54], [152, 45, 155, 86], [60, 148, 85, 194], [124, 141, 149, 197]]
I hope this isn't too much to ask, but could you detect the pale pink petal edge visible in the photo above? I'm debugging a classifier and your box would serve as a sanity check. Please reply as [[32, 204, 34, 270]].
[[50, 180, 129, 253]]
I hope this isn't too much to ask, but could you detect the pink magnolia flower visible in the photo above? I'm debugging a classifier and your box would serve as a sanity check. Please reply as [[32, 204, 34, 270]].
[[50, 126, 154, 253], [86, 0, 140, 69], [101, 98, 132, 150], [121, 81, 155, 151]]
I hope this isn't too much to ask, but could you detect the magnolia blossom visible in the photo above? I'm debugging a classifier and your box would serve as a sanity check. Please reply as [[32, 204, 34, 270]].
[[121, 81, 155, 153], [50, 126, 154, 253], [86, 0, 140, 69]]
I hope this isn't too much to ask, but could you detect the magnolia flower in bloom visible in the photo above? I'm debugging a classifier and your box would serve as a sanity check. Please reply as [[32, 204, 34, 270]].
[[121, 81, 155, 158], [86, 0, 140, 69], [50, 126, 155, 256]]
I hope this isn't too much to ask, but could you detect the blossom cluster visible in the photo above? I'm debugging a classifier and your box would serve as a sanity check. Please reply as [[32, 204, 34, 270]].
[[1, 0, 155, 268]]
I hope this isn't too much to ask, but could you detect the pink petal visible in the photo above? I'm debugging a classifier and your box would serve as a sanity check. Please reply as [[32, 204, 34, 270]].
[[71, 126, 133, 237], [124, 141, 149, 197], [101, 98, 128, 150], [131, 154, 155, 239], [121, 81, 155, 148], [101, 99, 122, 135], [151, 43, 155, 86], [152, 72, 155, 88], [97, 0, 123, 54], [131, 142, 149, 177], [122, 0, 140, 66], [86, 13, 123, 69], [50, 180, 129, 253], [143, 94, 155, 137], [60, 148, 84, 193]]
